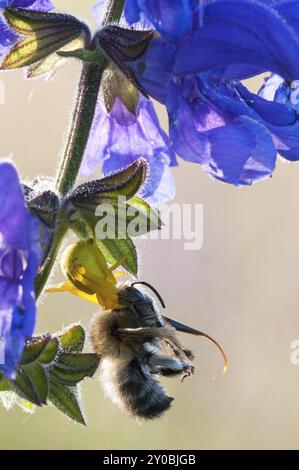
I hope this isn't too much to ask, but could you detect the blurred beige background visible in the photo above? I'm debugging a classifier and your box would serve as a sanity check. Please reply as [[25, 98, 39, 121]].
[[1, 0, 299, 450]]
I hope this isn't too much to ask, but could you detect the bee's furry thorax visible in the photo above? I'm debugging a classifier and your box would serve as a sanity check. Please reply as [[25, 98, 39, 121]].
[[90, 286, 195, 420]]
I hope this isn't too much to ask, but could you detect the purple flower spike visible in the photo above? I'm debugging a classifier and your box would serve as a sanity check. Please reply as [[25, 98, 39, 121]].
[[0, 161, 42, 378]]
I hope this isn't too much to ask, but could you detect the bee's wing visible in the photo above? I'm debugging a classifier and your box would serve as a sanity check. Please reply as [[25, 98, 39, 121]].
[[117, 326, 174, 344]]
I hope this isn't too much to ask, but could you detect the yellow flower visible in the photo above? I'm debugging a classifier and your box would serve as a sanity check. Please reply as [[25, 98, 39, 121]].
[[47, 240, 124, 310]]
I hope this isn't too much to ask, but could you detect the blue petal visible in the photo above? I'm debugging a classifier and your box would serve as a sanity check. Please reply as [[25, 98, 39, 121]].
[[28, 0, 54, 10], [81, 95, 176, 203], [133, 38, 176, 103], [174, 0, 299, 82], [137, 0, 194, 39], [204, 116, 276, 185], [0, 15, 17, 54], [0, 0, 52, 8], [0, 161, 28, 249], [92, 0, 107, 25], [11, 0, 53, 9], [258, 74, 299, 160], [124, 0, 141, 24], [272, 0, 299, 32], [167, 75, 277, 184]]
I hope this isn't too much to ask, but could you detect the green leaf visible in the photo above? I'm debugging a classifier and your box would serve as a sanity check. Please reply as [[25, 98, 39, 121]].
[[59, 325, 85, 353], [97, 237, 138, 275], [49, 379, 86, 425], [2, 8, 90, 71]]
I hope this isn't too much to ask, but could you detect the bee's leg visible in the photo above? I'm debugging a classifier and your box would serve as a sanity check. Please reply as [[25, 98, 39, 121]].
[[164, 338, 195, 361], [145, 353, 195, 378]]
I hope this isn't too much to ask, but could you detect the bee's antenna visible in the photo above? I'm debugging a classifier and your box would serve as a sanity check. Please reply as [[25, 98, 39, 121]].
[[163, 316, 228, 377], [131, 281, 166, 308]]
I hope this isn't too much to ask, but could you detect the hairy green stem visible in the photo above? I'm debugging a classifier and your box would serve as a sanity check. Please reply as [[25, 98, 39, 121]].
[[102, 0, 125, 23], [35, 223, 67, 298], [55, 61, 106, 197], [35, 0, 126, 298], [35, 61, 105, 298], [55, 0, 125, 197]]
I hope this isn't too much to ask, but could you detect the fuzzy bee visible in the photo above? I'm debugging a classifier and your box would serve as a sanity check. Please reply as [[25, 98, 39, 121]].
[[48, 241, 227, 420], [90, 282, 227, 420]]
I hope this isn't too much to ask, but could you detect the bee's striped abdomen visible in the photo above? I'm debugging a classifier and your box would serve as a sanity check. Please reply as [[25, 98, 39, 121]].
[[118, 359, 173, 420]]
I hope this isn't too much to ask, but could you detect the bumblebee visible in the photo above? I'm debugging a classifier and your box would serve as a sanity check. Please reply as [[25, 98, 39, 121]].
[[90, 282, 227, 420], [48, 241, 227, 420]]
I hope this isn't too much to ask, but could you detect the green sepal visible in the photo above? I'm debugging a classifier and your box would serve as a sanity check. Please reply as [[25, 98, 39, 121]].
[[26, 190, 59, 230], [101, 64, 139, 114], [98, 26, 154, 60], [69, 160, 148, 209], [38, 338, 59, 364], [57, 48, 103, 63], [20, 363, 48, 405], [2, 8, 90, 72], [59, 325, 85, 353], [96, 26, 153, 96], [50, 367, 95, 387], [0, 374, 12, 392], [63, 160, 161, 275], [20, 335, 51, 365], [51, 353, 100, 387], [0, 324, 99, 425], [13, 368, 44, 406], [49, 379, 86, 425], [58, 353, 100, 372], [126, 196, 162, 235]]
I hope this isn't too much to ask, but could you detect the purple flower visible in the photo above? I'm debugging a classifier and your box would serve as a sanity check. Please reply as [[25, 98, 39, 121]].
[[81, 4, 177, 204], [166, 69, 299, 184], [81, 95, 176, 204], [124, 0, 199, 39], [0, 161, 42, 378], [124, 0, 299, 185], [259, 74, 299, 161]]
